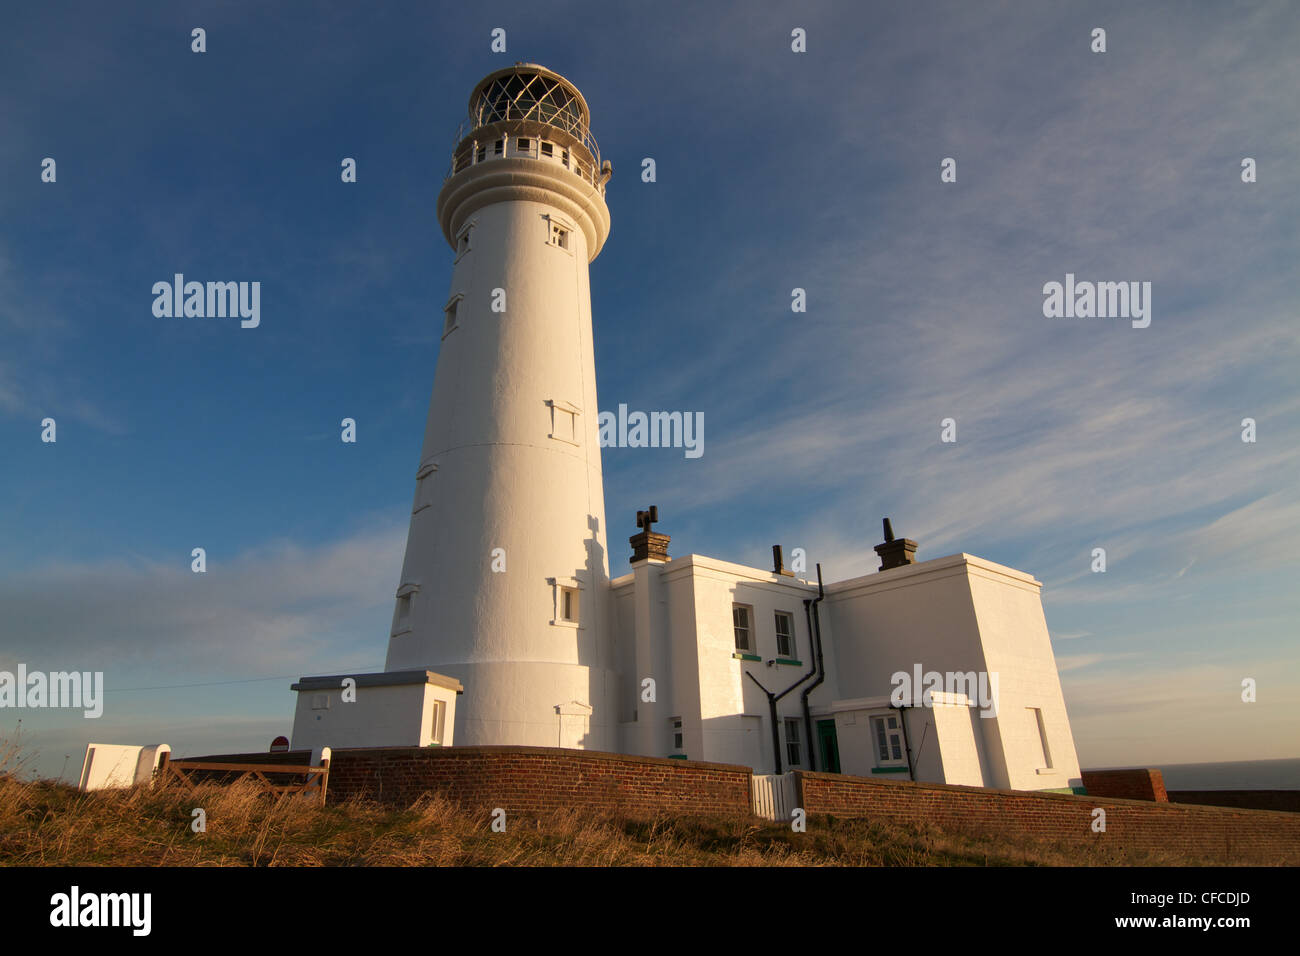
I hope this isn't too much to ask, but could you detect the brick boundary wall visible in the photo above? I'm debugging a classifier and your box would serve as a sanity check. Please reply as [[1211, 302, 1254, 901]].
[[1081, 768, 1168, 802], [326, 746, 753, 817], [794, 770, 1300, 864]]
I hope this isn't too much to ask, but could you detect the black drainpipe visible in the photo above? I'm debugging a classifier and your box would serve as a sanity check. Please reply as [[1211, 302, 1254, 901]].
[[745, 672, 784, 774], [892, 703, 916, 781], [801, 564, 826, 771], [744, 561, 825, 775]]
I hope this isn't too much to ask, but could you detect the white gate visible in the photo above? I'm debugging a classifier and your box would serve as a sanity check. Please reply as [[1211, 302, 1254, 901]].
[[751, 773, 797, 821]]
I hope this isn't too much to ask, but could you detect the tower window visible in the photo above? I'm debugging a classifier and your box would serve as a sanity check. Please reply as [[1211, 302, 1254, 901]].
[[774, 611, 795, 657], [413, 461, 437, 513], [443, 293, 464, 338], [540, 141, 553, 157], [493, 139, 503, 155], [547, 399, 580, 445], [455, 222, 473, 259], [393, 582, 419, 636], [561, 148, 569, 167], [733, 604, 753, 651], [476, 145, 486, 163], [516, 137, 531, 151], [670, 717, 683, 754], [548, 576, 583, 628], [548, 220, 571, 252]]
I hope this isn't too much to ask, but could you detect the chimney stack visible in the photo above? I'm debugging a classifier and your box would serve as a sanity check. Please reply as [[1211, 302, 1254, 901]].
[[772, 545, 795, 576], [629, 505, 670, 563], [874, 516, 918, 571]]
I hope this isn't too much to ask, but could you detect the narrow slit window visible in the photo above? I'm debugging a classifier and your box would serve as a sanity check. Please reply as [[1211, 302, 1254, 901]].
[[549, 576, 583, 628], [443, 293, 463, 337], [413, 461, 437, 512], [560, 586, 579, 623], [1030, 707, 1053, 769]]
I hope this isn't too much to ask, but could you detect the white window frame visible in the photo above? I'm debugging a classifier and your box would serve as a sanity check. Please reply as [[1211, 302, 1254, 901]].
[[546, 214, 574, 255], [428, 699, 446, 745], [413, 460, 437, 513], [732, 604, 753, 652], [547, 398, 581, 446], [443, 292, 464, 339], [784, 717, 802, 767], [547, 575, 584, 629], [311, 693, 330, 711], [774, 610, 795, 657], [871, 713, 907, 767]]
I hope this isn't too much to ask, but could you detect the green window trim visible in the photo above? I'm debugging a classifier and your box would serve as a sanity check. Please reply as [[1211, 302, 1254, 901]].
[[871, 766, 910, 774], [668, 753, 688, 760], [732, 652, 762, 662], [775, 658, 802, 666]]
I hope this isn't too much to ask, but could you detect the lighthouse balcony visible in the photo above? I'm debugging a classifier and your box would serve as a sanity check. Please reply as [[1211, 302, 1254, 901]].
[[446, 122, 607, 194]]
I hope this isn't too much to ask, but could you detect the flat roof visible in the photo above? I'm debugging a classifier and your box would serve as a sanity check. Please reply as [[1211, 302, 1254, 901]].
[[291, 669, 463, 694]]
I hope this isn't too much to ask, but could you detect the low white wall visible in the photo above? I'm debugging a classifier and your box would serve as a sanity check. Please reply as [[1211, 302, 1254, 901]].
[[78, 743, 170, 790]]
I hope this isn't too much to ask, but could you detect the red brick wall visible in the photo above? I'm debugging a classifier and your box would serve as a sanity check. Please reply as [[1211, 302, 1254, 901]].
[[327, 746, 753, 817], [1081, 768, 1168, 802], [794, 770, 1300, 864]]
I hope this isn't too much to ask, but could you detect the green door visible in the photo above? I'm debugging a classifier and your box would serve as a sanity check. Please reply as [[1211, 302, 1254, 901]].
[[816, 719, 841, 774]]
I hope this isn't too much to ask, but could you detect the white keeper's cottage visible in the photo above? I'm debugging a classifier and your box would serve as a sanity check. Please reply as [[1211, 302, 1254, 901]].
[[290, 63, 1084, 794]]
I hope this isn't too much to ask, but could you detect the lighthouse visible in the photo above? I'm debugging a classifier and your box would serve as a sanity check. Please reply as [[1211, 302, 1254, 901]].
[[382, 64, 616, 749], [289, 65, 1083, 797]]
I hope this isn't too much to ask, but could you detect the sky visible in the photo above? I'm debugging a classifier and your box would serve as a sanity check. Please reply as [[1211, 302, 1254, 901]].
[[1, 0, 1297, 781]]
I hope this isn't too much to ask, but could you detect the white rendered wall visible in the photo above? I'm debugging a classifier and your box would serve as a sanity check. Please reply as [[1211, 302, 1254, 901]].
[[384, 161, 616, 750], [619, 554, 832, 772], [966, 565, 1082, 790], [290, 683, 459, 752], [823, 553, 1080, 790]]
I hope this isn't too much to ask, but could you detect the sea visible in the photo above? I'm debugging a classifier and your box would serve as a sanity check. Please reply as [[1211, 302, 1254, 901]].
[[1091, 758, 1300, 790]]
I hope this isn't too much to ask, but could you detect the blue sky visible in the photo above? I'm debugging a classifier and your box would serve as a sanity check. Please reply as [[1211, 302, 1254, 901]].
[[2, 0, 1297, 780]]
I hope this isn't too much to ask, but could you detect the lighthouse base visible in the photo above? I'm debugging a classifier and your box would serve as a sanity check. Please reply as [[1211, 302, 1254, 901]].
[[401, 660, 618, 751]]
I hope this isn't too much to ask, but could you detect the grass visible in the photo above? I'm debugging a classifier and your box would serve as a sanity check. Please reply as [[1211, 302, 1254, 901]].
[[0, 771, 1248, 866]]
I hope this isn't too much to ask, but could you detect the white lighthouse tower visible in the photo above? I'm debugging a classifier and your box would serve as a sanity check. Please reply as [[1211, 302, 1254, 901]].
[[382, 64, 616, 749]]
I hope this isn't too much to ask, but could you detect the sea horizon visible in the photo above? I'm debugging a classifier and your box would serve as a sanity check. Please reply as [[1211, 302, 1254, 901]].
[[1088, 757, 1300, 791]]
